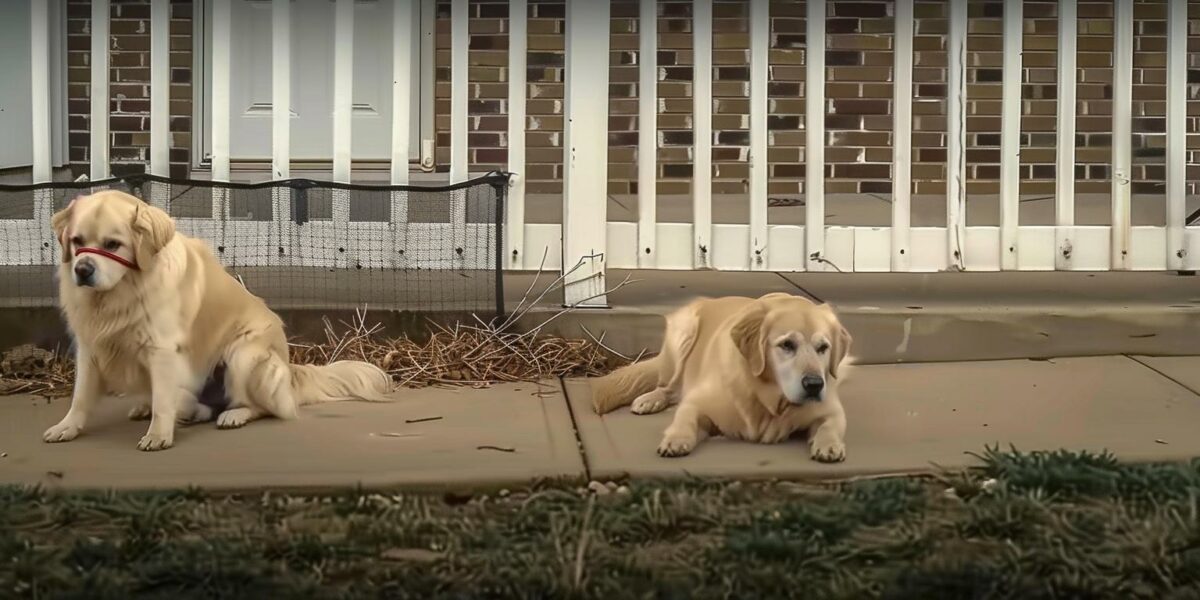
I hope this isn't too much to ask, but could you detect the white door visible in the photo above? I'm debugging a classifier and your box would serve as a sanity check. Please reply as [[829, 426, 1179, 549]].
[[0, 1, 33, 170], [0, 1, 67, 173], [206, 0, 421, 163]]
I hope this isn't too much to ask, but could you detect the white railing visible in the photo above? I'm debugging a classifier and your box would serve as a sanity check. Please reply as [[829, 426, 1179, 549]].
[[16, 0, 1199, 307]]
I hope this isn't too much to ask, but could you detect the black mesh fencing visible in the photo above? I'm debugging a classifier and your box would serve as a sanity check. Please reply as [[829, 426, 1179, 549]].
[[0, 172, 509, 318]]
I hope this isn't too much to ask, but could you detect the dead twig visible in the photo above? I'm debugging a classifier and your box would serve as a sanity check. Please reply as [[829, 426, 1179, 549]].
[[406, 416, 443, 424]]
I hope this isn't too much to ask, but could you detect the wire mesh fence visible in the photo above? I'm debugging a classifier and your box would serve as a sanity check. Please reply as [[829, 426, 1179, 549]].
[[0, 172, 509, 317]]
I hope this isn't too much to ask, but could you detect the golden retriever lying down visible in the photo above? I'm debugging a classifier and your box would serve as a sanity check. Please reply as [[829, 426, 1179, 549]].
[[43, 190, 392, 451], [591, 293, 853, 463]]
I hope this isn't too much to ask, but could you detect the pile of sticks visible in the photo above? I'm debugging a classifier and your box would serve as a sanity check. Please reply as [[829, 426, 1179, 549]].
[[290, 310, 620, 389], [0, 253, 641, 396]]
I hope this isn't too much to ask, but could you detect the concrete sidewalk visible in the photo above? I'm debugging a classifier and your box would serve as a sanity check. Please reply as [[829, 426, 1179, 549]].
[[0, 382, 583, 492], [3, 355, 1200, 491]]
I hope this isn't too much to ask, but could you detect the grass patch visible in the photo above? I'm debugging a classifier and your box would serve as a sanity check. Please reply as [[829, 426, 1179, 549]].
[[3, 448, 1200, 599]]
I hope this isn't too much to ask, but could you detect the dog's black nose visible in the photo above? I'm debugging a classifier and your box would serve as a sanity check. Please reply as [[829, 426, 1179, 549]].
[[73, 260, 95, 284], [802, 375, 824, 396]]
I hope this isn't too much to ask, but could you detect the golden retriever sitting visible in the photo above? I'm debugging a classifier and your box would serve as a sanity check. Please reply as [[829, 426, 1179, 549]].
[[44, 190, 392, 451], [591, 293, 853, 462]]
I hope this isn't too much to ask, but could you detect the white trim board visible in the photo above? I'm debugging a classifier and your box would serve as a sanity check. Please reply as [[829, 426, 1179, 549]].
[[515, 224, 1200, 274], [3, 219, 1197, 273]]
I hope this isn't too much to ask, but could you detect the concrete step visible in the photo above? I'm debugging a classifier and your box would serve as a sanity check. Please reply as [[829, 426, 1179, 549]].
[[513, 270, 1200, 364], [3, 268, 1199, 366]]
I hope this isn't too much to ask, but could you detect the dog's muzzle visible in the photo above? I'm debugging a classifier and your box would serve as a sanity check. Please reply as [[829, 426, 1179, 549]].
[[74, 246, 139, 271], [795, 374, 825, 402]]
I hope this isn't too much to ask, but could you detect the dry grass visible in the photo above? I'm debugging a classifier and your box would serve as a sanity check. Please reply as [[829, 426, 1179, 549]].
[[0, 347, 74, 399], [0, 313, 626, 399], [290, 310, 624, 389]]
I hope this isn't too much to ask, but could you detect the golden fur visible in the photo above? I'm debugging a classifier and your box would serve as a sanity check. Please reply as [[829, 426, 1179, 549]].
[[591, 292, 853, 462], [43, 190, 392, 451]]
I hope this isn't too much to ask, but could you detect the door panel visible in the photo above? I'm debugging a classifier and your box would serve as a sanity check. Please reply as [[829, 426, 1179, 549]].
[[221, 0, 420, 162], [0, 1, 33, 170], [1, 0, 67, 173]]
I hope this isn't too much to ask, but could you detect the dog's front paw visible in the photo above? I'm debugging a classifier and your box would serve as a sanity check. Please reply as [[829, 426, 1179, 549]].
[[631, 389, 669, 415], [216, 408, 253, 429], [657, 432, 696, 458], [137, 430, 174, 451], [43, 420, 83, 443], [127, 404, 151, 421], [809, 438, 846, 463], [177, 404, 213, 425]]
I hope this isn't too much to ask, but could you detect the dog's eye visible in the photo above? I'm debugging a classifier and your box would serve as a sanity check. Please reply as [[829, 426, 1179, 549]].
[[816, 342, 830, 354], [70, 236, 83, 247], [103, 240, 121, 251], [778, 339, 797, 353]]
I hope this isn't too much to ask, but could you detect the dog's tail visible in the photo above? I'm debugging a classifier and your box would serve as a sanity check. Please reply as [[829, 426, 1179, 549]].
[[591, 356, 662, 415], [290, 360, 393, 405]]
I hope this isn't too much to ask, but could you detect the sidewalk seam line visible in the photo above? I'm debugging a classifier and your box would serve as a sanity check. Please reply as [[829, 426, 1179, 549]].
[[556, 376, 593, 481], [775, 272, 824, 303], [1124, 355, 1200, 396]]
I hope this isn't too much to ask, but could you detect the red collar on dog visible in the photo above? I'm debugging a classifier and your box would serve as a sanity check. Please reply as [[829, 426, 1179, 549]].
[[75, 247, 139, 271]]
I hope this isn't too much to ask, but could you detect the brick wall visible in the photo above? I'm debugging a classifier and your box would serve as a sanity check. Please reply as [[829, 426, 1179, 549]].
[[66, 0, 193, 180], [63, 1, 1199, 200], [439, 0, 1200, 199]]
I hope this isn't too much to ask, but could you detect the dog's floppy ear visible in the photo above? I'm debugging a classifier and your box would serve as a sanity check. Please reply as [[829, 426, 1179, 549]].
[[729, 300, 769, 376], [824, 305, 852, 378], [50, 198, 77, 263], [132, 202, 175, 268]]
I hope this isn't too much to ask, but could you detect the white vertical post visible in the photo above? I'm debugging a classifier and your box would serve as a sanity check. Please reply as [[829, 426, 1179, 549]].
[[420, 0, 436, 169], [210, 0, 231, 224], [149, 0, 170, 177], [450, 0, 469, 183], [90, 0, 110, 179], [1166, 0, 1187, 270], [49, 0, 68, 169], [272, 0, 290, 181], [391, 0, 413, 187], [332, 0, 354, 226], [211, 0, 232, 182], [562, 0, 609, 306], [211, 0, 231, 221], [391, 0, 413, 269], [271, 0, 291, 264], [637, 0, 657, 268], [999, 0, 1021, 269], [891, 0, 913, 271], [1054, 0, 1076, 269], [946, 0, 967, 270], [449, 0, 468, 260], [32, 0, 54, 264], [748, 0, 768, 269], [145, 0, 171, 212], [31, 0, 51, 184], [692, 0, 713, 268], [805, 0, 826, 270], [508, 0, 528, 269], [1111, 0, 1133, 269], [333, 0, 354, 185]]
